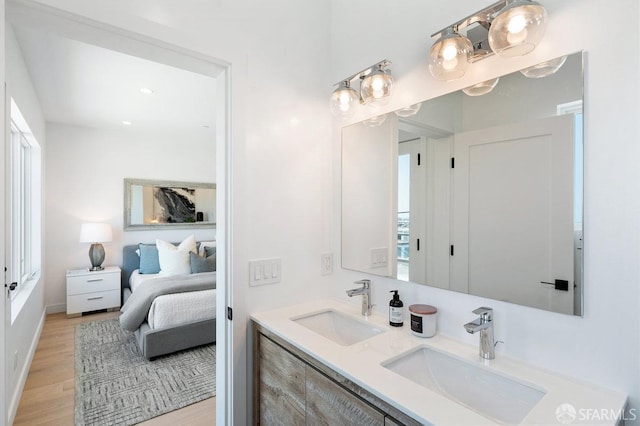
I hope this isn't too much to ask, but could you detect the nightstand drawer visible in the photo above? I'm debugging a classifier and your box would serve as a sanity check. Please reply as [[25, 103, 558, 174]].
[[67, 289, 120, 315], [67, 272, 120, 295]]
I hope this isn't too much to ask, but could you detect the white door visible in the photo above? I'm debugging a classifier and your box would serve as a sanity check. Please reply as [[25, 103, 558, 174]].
[[398, 137, 426, 283], [451, 115, 575, 314]]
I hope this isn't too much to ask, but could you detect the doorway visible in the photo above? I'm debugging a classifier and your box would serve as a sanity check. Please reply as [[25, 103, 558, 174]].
[[4, 2, 231, 424]]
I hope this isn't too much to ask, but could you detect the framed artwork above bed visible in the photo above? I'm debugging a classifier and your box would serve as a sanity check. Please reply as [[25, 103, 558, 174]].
[[124, 178, 216, 230]]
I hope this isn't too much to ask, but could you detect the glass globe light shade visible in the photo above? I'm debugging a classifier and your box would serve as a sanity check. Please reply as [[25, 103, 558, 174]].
[[330, 82, 358, 118], [360, 67, 393, 106], [488, 0, 548, 58], [395, 103, 422, 118], [520, 55, 567, 78], [462, 77, 500, 96], [362, 114, 388, 127], [428, 29, 473, 81]]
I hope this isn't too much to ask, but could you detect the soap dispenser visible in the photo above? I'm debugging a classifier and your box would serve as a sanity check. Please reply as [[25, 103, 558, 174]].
[[389, 290, 404, 327]]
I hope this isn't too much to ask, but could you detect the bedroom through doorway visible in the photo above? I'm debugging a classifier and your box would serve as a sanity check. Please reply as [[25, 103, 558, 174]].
[[6, 2, 229, 424]]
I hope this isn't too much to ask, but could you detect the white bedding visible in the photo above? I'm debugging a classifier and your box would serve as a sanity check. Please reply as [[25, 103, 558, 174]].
[[129, 269, 216, 330], [129, 269, 161, 293]]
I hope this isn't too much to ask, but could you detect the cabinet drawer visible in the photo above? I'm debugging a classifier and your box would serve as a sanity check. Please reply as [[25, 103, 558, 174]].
[[67, 272, 120, 295], [67, 289, 120, 314]]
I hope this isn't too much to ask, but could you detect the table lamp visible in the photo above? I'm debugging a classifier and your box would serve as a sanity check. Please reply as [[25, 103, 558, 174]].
[[79, 223, 113, 271]]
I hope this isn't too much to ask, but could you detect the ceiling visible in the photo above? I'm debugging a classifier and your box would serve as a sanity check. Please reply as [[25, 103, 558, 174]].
[[11, 24, 217, 134]]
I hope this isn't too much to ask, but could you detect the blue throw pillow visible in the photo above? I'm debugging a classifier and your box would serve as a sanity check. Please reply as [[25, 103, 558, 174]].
[[138, 243, 160, 274], [204, 245, 216, 257], [190, 251, 216, 273]]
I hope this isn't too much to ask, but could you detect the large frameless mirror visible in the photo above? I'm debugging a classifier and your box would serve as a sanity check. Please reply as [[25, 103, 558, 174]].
[[341, 51, 583, 316]]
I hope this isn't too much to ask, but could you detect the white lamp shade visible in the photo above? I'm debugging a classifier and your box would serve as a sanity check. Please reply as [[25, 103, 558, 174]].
[[80, 223, 113, 243]]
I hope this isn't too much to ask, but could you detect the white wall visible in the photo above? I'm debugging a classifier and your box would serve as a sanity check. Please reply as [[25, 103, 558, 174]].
[[330, 0, 640, 421], [44, 123, 216, 312], [5, 23, 47, 424]]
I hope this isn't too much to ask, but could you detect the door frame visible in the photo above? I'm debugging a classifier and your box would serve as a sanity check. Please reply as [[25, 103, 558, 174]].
[[4, 2, 236, 424]]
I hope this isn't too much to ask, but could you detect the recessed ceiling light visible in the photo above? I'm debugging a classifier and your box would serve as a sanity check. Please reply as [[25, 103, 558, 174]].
[[122, 121, 132, 126], [139, 87, 154, 95]]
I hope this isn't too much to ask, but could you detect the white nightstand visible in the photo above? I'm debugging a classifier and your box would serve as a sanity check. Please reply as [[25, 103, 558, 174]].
[[66, 266, 121, 317]]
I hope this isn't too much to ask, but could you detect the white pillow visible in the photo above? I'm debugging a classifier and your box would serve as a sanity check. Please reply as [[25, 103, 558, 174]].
[[199, 240, 217, 257], [157, 235, 197, 276]]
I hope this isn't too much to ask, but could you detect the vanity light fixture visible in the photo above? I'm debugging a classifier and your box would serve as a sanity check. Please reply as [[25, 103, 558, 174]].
[[428, 0, 548, 81], [330, 60, 393, 118], [520, 55, 567, 78], [395, 103, 422, 118], [428, 27, 473, 81], [462, 77, 500, 96], [362, 113, 388, 128], [330, 80, 359, 118]]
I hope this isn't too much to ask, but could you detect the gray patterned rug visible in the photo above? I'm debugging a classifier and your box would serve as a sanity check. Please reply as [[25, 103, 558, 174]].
[[74, 318, 215, 425]]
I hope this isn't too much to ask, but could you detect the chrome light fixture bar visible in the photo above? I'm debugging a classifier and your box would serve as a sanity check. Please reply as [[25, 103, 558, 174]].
[[429, 0, 548, 81], [330, 60, 393, 118]]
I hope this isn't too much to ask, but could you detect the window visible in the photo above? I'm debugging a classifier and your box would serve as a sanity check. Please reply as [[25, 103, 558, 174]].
[[8, 99, 41, 301]]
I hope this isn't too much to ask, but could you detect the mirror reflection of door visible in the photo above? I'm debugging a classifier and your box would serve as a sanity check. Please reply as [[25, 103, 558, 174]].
[[397, 138, 426, 283], [452, 114, 575, 315], [397, 120, 452, 290]]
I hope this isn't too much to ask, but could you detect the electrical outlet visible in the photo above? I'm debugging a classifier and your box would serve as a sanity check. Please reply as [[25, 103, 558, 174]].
[[321, 253, 333, 275]]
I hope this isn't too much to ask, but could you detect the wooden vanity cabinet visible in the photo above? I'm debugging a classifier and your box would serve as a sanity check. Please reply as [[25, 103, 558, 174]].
[[254, 323, 422, 426]]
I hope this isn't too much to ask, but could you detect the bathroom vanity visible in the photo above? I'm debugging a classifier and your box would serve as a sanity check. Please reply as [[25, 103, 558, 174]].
[[252, 299, 627, 425]]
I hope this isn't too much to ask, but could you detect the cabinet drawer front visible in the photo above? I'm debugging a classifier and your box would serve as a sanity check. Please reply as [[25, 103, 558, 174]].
[[67, 273, 120, 295], [67, 289, 120, 314]]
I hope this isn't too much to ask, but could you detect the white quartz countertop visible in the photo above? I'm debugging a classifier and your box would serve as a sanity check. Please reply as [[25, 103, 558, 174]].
[[251, 298, 628, 425]]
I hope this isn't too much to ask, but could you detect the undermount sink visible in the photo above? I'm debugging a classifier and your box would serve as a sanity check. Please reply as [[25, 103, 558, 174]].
[[292, 309, 385, 346], [383, 346, 546, 424]]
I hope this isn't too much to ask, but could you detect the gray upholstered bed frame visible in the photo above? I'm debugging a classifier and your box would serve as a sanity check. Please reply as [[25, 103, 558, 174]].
[[121, 244, 216, 359]]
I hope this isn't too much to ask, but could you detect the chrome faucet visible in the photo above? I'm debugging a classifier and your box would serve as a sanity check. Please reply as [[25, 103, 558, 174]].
[[346, 279, 373, 316], [464, 307, 496, 360]]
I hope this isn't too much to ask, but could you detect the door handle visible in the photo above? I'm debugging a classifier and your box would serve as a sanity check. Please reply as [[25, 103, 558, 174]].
[[540, 279, 569, 291]]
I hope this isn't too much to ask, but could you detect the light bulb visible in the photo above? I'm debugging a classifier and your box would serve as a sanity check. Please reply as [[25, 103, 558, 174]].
[[442, 43, 458, 61], [507, 14, 527, 34]]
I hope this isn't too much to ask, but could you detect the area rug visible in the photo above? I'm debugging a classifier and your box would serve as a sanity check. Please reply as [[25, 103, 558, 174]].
[[74, 318, 215, 425]]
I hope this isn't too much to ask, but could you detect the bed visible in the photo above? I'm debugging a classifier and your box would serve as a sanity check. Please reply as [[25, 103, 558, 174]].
[[120, 242, 217, 359]]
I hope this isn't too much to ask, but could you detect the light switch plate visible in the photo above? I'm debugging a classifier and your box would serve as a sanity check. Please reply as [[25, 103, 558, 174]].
[[249, 258, 281, 286]]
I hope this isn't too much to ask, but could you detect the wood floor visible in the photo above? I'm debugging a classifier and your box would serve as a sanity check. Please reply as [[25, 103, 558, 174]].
[[13, 311, 216, 425]]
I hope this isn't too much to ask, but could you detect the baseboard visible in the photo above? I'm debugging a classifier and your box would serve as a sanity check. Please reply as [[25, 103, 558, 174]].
[[7, 308, 46, 425], [46, 303, 66, 314]]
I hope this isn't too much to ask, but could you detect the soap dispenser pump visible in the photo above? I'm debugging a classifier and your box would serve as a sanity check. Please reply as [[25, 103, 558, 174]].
[[389, 290, 404, 327]]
